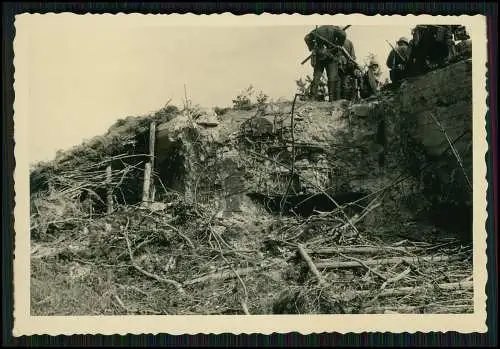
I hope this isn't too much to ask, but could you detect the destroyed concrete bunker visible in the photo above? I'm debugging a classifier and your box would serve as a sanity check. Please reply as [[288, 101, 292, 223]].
[[30, 59, 473, 241]]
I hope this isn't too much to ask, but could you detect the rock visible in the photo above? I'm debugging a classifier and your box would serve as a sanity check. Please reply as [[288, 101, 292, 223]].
[[152, 60, 472, 238], [240, 116, 274, 138], [262, 103, 280, 115], [350, 101, 380, 117], [350, 104, 372, 117]]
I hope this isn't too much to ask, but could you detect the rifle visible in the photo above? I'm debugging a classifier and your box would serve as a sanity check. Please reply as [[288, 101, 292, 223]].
[[301, 25, 355, 66], [301, 25, 319, 65], [386, 40, 407, 63]]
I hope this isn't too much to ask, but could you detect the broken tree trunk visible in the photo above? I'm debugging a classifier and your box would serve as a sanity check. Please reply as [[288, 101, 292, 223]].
[[298, 244, 328, 287], [315, 255, 459, 269], [149, 121, 156, 202], [141, 162, 152, 206], [363, 304, 473, 313], [106, 164, 113, 214], [307, 246, 423, 255], [355, 281, 473, 298]]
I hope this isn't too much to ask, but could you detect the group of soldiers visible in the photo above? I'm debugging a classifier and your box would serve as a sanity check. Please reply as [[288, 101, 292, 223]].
[[303, 24, 472, 102]]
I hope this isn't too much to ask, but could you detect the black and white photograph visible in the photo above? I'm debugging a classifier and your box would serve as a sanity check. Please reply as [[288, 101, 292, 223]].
[[13, 13, 488, 335]]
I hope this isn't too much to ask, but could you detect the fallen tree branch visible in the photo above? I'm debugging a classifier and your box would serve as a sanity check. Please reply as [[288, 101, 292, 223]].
[[240, 299, 250, 315], [428, 112, 472, 191], [380, 267, 412, 290], [363, 303, 473, 313], [315, 255, 460, 269], [356, 281, 473, 298], [123, 220, 185, 294], [163, 222, 195, 249], [307, 246, 423, 255], [211, 230, 251, 315], [280, 93, 300, 213], [298, 244, 328, 287], [351, 203, 381, 225], [183, 264, 274, 286], [113, 292, 128, 312], [337, 252, 388, 281], [80, 153, 150, 171]]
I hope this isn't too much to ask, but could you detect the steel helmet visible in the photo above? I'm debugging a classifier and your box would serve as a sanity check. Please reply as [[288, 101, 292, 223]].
[[367, 55, 379, 68], [397, 37, 410, 45], [369, 60, 380, 70]]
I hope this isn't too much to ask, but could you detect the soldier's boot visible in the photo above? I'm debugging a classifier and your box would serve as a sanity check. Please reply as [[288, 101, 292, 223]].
[[328, 80, 341, 102], [310, 82, 321, 101]]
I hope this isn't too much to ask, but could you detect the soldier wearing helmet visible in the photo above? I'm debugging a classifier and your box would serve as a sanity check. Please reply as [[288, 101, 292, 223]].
[[360, 58, 381, 98], [304, 25, 348, 102], [386, 36, 412, 85], [409, 25, 457, 74]]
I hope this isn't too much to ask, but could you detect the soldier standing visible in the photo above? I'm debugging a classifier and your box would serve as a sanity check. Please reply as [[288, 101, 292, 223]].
[[304, 25, 347, 102], [361, 59, 381, 98], [386, 37, 412, 84], [409, 25, 457, 74]]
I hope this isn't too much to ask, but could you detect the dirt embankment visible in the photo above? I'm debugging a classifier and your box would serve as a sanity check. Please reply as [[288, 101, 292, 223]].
[[30, 60, 473, 315]]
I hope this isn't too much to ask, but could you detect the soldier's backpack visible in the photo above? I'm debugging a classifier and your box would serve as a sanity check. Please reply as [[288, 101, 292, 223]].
[[312, 25, 347, 48], [329, 26, 347, 46]]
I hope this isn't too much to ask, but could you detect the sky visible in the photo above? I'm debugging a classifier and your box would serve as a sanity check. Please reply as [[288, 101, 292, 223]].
[[17, 15, 415, 163]]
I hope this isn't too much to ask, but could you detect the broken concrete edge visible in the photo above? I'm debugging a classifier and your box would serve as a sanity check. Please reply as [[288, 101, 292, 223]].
[[30, 60, 473, 239]]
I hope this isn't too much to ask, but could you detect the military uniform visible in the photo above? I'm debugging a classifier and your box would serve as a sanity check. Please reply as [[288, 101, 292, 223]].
[[304, 25, 347, 102], [409, 25, 457, 74], [386, 37, 412, 84]]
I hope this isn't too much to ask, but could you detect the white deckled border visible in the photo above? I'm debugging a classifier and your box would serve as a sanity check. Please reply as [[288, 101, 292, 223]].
[[12, 12, 489, 336]]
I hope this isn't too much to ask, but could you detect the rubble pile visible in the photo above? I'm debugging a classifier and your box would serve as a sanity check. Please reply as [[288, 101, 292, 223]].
[[30, 60, 473, 315]]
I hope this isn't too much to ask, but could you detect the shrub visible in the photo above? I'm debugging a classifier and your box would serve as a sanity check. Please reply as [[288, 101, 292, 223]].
[[163, 105, 180, 115], [232, 85, 272, 111], [295, 75, 327, 101], [232, 85, 255, 110], [256, 91, 269, 106]]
